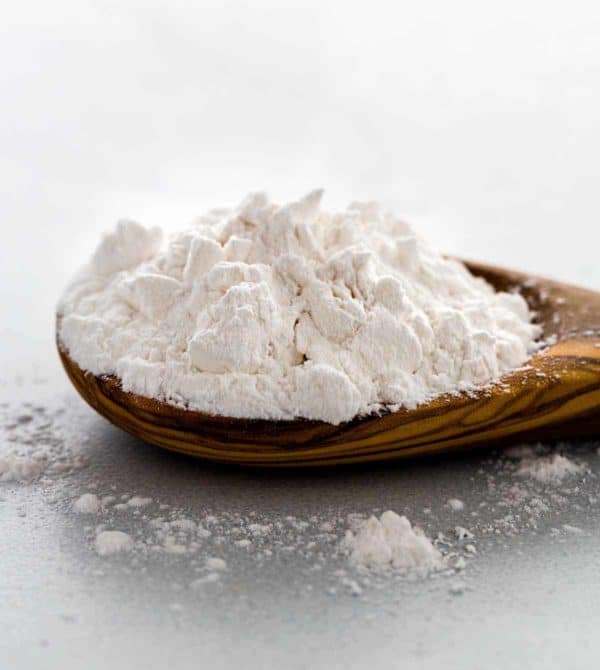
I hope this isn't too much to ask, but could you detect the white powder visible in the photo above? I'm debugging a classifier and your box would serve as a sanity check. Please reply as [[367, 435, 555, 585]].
[[94, 530, 134, 556], [516, 453, 584, 483], [0, 403, 88, 484], [248, 523, 272, 537], [48, 439, 598, 597], [205, 557, 227, 571], [73, 493, 101, 514], [0, 455, 47, 482], [58, 191, 540, 424], [562, 524, 584, 535], [127, 496, 153, 508], [454, 526, 474, 540], [342, 511, 442, 573], [190, 573, 221, 588], [447, 498, 465, 511]]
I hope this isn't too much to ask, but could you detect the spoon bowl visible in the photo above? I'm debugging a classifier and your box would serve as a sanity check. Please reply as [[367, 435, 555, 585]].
[[57, 261, 600, 466]]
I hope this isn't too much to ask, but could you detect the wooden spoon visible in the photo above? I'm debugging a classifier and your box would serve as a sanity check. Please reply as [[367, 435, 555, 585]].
[[57, 261, 600, 467]]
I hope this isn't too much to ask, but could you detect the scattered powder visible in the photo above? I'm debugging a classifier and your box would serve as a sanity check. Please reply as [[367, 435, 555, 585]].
[[73, 493, 101, 514], [4, 399, 596, 600], [447, 498, 465, 511], [127, 496, 153, 508], [454, 526, 474, 541], [205, 557, 227, 571], [94, 530, 134, 556], [341, 511, 442, 573], [248, 523, 272, 537], [453, 556, 467, 571], [562, 524, 584, 535], [190, 573, 221, 588], [58, 190, 540, 424], [516, 453, 584, 483], [0, 402, 88, 484], [0, 455, 47, 482], [341, 577, 363, 596]]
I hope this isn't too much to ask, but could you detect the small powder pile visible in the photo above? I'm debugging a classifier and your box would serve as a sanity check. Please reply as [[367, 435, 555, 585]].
[[73, 493, 101, 514], [516, 452, 584, 483], [0, 455, 46, 483], [58, 191, 540, 424], [342, 511, 442, 573], [94, 530, 135, 556], [0, 403, 88, 483]]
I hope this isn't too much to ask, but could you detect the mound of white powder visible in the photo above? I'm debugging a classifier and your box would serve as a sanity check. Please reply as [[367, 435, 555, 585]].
[[94, 530, 134, 556], [342, 511, 442, 573], [58, 190, 540, 424], [516, 453, 584, 483], [73, 492, 101, 514]]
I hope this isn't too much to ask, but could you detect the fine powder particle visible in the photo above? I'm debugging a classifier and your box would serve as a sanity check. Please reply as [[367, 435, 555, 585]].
[[73, 493, 101, 514], [0, 455, 46, 482], [126, 496, 153, 508], [94, 530, 134, 556], [341, 511, 442, 572], [0, 402, 88, 484], [516, 453, 584, 483], [205, 557, 227, 571], [58, 190, 540, 424], [447, 498, 465, 511]]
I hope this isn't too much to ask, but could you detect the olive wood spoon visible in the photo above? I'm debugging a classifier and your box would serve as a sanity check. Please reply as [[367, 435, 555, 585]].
[[57, 261, 600, 467]]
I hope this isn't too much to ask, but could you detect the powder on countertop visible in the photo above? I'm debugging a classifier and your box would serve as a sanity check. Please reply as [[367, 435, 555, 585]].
[[0, 454, 47, 482], [57, 190, 540, 424], [95, 530, 134, 556], [454, 526, 474, 541], [447, 498, 465, 511], [516, 453, 584, 483], [205, 557, 227, 571], [126, 496, 153, 508], [0, 402, 88, 483], [3, 394, 596, 601], [73, 493, 101, 514], [6, 433, 589, 600], [341, 511, 443, 573]]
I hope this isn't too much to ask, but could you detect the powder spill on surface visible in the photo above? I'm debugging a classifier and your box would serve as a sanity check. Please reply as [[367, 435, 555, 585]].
[[57, 190, 541, 424], [2, 399, 598, 602], [516, 452, 584, 483], [127, 496, 153, 508], [341, 511, 442, 573], [95, 530, 135, 556], [447, 498, 465, 511], [0, 401, 88, 483], [73, 493, 101, 514], [0, 455, 47, 483]]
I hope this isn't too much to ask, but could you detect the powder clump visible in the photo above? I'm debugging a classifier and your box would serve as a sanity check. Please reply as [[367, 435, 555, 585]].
[[342, 510, 443, 573], [58, 190, 540, 424], [94, 530, 134, 556], [0, 455, 46, 482], [73, 493, 101, 514], [516, 453, 584, 483]]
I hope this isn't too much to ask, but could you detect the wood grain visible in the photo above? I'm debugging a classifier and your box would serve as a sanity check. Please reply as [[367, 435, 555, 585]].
[[57, 261, 600, 466]]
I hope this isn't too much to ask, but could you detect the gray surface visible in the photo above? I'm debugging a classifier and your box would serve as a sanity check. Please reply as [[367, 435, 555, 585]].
[[3, 362, 600, 670], [3, 2, 600, 668]]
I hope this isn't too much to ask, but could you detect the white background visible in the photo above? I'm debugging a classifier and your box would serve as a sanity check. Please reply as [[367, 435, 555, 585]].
[[2, 0, 600, 372]]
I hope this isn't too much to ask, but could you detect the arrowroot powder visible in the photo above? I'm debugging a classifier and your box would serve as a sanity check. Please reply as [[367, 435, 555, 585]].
[[342, 511, 443, 573], [58, 190, 541, 424]]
